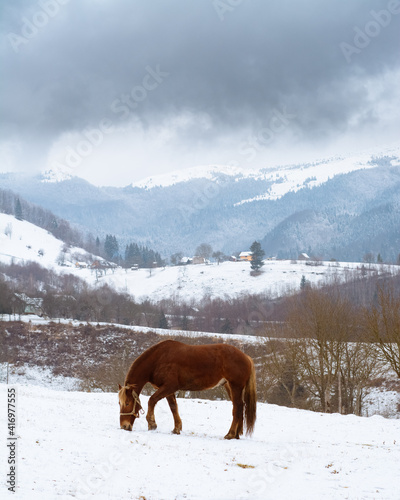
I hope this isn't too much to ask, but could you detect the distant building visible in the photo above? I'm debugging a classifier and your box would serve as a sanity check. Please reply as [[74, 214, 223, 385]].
[[14, 293, 44, 316], [192, 256, 206, 265], [298, 253, 310, 261], [239, 252, 253, 261]]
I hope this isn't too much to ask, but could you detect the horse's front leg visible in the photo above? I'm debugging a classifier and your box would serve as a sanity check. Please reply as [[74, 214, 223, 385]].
[[146, 385, 177, 431], [166, 394, 182, 434], [146, 405, 157, 431]]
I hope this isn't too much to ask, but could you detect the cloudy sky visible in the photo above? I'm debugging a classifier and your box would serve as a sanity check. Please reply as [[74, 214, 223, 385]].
[[1, 0, 399, 186]]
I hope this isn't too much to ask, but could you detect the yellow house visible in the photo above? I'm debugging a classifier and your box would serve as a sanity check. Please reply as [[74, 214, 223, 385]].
[[239, 251, 252, 261]]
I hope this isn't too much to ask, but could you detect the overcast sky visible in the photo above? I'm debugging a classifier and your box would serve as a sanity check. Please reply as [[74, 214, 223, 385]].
[[1, 0, 399, 186]]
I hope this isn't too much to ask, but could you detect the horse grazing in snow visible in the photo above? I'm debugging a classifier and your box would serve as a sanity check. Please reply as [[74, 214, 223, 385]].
[[118, 340, 257, 439]]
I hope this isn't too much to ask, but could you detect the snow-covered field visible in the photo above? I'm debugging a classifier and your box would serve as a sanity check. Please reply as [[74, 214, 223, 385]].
[[1, 380, 399, 500], [94, 260, 389, 302]]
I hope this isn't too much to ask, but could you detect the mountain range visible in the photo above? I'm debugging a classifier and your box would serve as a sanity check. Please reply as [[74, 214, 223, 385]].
[[1, 143, 400, 262]]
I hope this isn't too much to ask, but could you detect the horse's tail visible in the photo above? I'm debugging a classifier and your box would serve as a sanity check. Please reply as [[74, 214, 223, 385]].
[[244, 357, 257, 436]]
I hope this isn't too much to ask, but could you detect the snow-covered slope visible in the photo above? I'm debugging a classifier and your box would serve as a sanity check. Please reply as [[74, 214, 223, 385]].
[[237, 149, 400, 203], [131, 164, 256, 189], [93, 260, 396, 302], [0, 214, 65, 266], [0, 213, 100, 269], [0, 383, 399, 499]]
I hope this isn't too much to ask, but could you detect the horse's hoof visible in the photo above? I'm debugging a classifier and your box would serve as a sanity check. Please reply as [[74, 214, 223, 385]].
[[224, 433, 235, 440], [148, 424, 157, 431], [172, 429, 181, 435]]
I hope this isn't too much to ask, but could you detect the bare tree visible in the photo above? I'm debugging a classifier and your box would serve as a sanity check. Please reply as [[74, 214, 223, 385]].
[[265, 336, 307, 408], [363, 252, 375, 267], [195, 243, 213, 260], [212, 251, 225, 265], [170, 252, 183, 266], [285, 288, 381, 414], [4, 223, 12, 239], [364, 286, 400, 378]]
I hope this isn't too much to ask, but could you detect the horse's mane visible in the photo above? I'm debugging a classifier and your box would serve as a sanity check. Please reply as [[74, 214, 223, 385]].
[[125, 340, 175, 384]]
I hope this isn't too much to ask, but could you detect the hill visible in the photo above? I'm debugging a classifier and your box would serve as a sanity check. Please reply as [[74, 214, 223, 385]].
[[1, 212, 398, 308], [0, 213, 102, 270]]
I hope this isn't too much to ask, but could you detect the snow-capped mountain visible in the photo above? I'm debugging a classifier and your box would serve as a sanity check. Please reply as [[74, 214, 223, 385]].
[[131, 143, 400, 201], [1, 143, 400, 261], [40, 165, 74, 183], [131, 164, 258, 189]]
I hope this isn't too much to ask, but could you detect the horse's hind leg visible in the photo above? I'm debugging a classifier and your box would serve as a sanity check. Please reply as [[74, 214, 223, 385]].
[[224, 384, 244, 440], [166, 394, 182, 435], [225, 381, 243, 436], [224, 381, 232, 401]]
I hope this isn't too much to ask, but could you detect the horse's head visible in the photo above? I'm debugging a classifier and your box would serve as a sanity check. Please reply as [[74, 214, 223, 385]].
[[118, 384, 143, 431]]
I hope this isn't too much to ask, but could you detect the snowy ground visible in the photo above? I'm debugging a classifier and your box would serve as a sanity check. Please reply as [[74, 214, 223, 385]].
[[0, 363, 81, 392], [0, 381, 399, 500], [94, 260, 391, 303]]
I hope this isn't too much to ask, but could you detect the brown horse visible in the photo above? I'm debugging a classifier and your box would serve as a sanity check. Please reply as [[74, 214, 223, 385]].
[[118, 339, 257, 439]]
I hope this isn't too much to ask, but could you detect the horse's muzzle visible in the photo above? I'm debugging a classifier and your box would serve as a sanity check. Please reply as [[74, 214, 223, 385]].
[[121, 423, 133, 431]]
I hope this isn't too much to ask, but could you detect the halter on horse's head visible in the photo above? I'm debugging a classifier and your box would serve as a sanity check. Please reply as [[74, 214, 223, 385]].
[[118, 384, 143, 431]]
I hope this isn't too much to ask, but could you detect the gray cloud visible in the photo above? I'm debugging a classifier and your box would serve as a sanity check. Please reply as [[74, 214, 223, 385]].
[[1, 0, 399, 181]]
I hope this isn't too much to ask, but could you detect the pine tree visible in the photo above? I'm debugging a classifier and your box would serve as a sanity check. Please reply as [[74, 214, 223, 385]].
[[104, 235, 119, 261], [221, 318, 233, 334], [300, 275, 310, 290], [158, 310, 169, 329], [15, 198, 23, 221], [250, 241, 265, 272]]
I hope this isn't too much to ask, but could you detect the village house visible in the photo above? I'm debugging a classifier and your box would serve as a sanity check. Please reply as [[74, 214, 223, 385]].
[[239, 251, 252, 261], [192, 256, 206, 265], [75, 261, 87, 269], [14, 293, 44, 316]]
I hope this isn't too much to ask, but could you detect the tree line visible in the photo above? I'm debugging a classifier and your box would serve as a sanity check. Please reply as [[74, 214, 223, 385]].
[[104, 237, 163, 268], [257, 284, 400, 416], [0, 261, 166, 326]]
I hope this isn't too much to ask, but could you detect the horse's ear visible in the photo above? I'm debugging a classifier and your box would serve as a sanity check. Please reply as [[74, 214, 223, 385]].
[[118, 384, 122, 390]]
